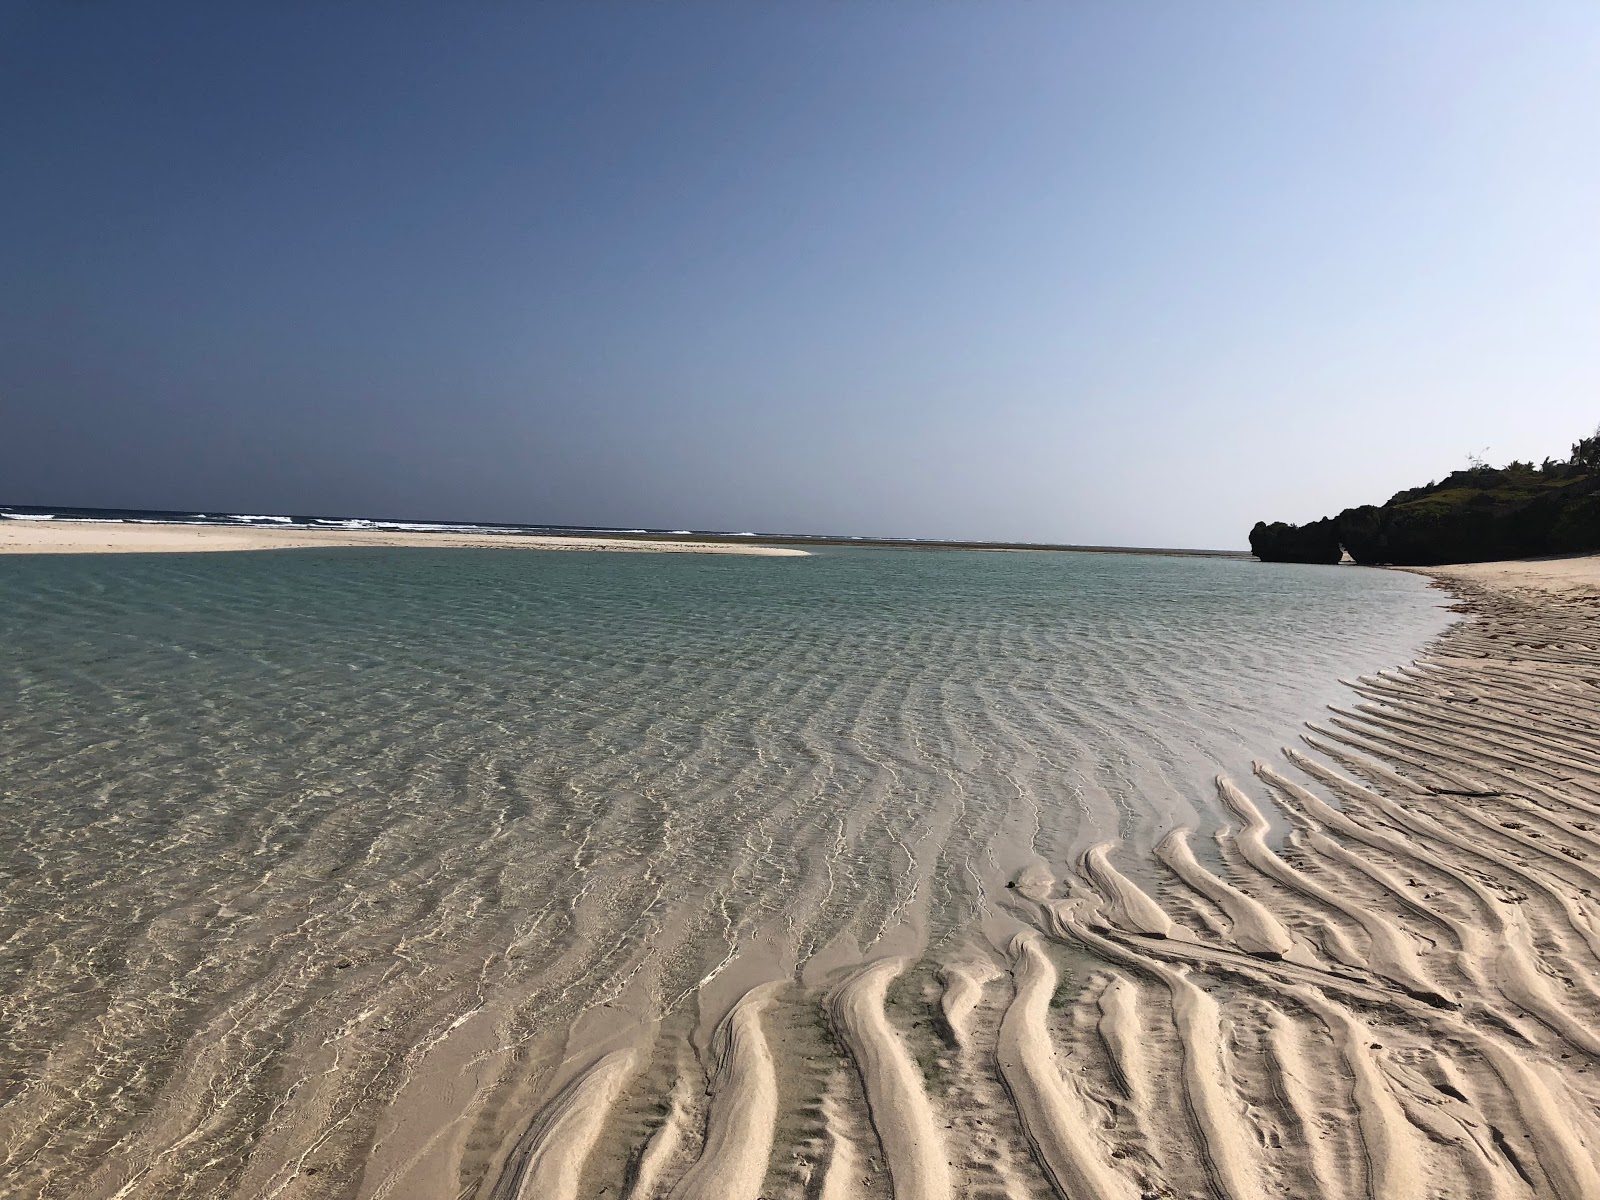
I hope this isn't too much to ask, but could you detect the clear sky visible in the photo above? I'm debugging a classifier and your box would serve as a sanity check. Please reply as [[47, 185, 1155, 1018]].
[[3, 4, 1596, 548]]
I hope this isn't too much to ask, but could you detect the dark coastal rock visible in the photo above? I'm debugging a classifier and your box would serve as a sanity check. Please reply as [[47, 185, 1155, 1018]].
[[1248, 517, 1342, 564], [1251, 428, 1600, 566], [1334, 472, 1600, 565]]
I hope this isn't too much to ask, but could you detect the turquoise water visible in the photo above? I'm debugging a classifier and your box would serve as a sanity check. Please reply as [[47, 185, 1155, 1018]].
[[0, 546, 1451, 1194]]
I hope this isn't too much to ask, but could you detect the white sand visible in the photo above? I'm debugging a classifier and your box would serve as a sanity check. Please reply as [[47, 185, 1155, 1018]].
[[0, 519, 808, 556], [1412, 551, 1600, 595]]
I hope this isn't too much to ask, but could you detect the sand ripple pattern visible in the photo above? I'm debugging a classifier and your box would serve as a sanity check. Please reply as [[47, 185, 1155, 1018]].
[[0, 547, 1477, 1198]]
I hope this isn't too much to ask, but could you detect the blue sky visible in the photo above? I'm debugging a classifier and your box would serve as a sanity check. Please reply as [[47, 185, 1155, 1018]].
[[3, 3, 1596, 547]]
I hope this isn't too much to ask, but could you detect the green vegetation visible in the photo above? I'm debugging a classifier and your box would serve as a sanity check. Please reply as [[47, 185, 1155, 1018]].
[[1250, 424, 1600, 566], [1049, 976, 1075, 1011]]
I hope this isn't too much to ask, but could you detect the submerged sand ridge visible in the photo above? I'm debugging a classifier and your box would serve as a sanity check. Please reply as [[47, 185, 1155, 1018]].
[[583, 564, 1594, 1200], [416, 565, 1600, 1199], [3, 553, 1599, 1197]]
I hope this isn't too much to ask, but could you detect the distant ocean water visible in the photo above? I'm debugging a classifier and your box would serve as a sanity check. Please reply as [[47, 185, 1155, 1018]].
[[0, 545, 1452, 1195], [0, 502, 665, 536], [0, 504, 1250, 552]]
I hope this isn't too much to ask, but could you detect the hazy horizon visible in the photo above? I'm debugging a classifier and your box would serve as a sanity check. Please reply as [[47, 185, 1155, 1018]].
[[4, 4, 1597, 549]]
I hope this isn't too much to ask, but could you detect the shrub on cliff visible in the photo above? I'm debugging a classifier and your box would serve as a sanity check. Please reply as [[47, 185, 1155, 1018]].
[[1572, 425, 1600, 473]]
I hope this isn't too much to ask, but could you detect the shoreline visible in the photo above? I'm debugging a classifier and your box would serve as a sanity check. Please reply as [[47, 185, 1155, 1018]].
[[0, 519, 810, 556], [0, 507, 1252, 558], [5, 553, 1599, 1196], [468, 559, 1600, 1198], [1406, 551, 1600, 598]]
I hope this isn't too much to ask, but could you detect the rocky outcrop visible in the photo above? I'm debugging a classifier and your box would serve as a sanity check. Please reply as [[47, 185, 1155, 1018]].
[[1247, 517, 1342, 564], [1332, 475, 1600, 566], [1251, 433, 1600, 566]]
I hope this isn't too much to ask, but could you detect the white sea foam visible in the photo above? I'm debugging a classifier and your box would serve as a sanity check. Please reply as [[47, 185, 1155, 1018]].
[[377, 521, 490, 533]]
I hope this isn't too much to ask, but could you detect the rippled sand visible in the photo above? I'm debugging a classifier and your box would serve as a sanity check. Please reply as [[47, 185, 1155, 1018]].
[[14, 549, 1594, 1198]]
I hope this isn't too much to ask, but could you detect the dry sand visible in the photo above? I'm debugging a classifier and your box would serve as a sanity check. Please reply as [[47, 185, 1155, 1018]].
[[1411, 552, 1600, 597], [0, 519, 809, 556]]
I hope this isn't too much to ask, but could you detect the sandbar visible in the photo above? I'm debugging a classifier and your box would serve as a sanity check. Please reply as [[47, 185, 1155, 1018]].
[[0, 519, 809, 556]]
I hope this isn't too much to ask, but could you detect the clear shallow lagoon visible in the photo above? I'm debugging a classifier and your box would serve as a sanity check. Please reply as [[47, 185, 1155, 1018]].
[[0, 546, 1451, 1194]]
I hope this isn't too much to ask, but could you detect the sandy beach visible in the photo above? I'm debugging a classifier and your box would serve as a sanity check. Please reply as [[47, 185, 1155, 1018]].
[[459, 558, 1600, 1200], [4, 554, 1599, 1199], [1418, 553, 1600, 597], [8, 3, 1593, 1194], [0, 519, 809, 556]]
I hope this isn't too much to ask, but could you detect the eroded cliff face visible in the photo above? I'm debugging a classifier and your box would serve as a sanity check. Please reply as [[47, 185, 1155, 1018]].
[[1334, 476, 1600, 565], [1251, 460, 1600, 566]]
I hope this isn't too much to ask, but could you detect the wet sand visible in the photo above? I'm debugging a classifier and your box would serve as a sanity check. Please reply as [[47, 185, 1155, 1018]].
[[0, 519, 809, 556], [5, 555, 1600, 1198], [470, 558, 1600, 1200]]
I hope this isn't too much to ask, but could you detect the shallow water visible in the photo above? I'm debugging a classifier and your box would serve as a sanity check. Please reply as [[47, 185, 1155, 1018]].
[[0, 547, 1451, 1195]]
